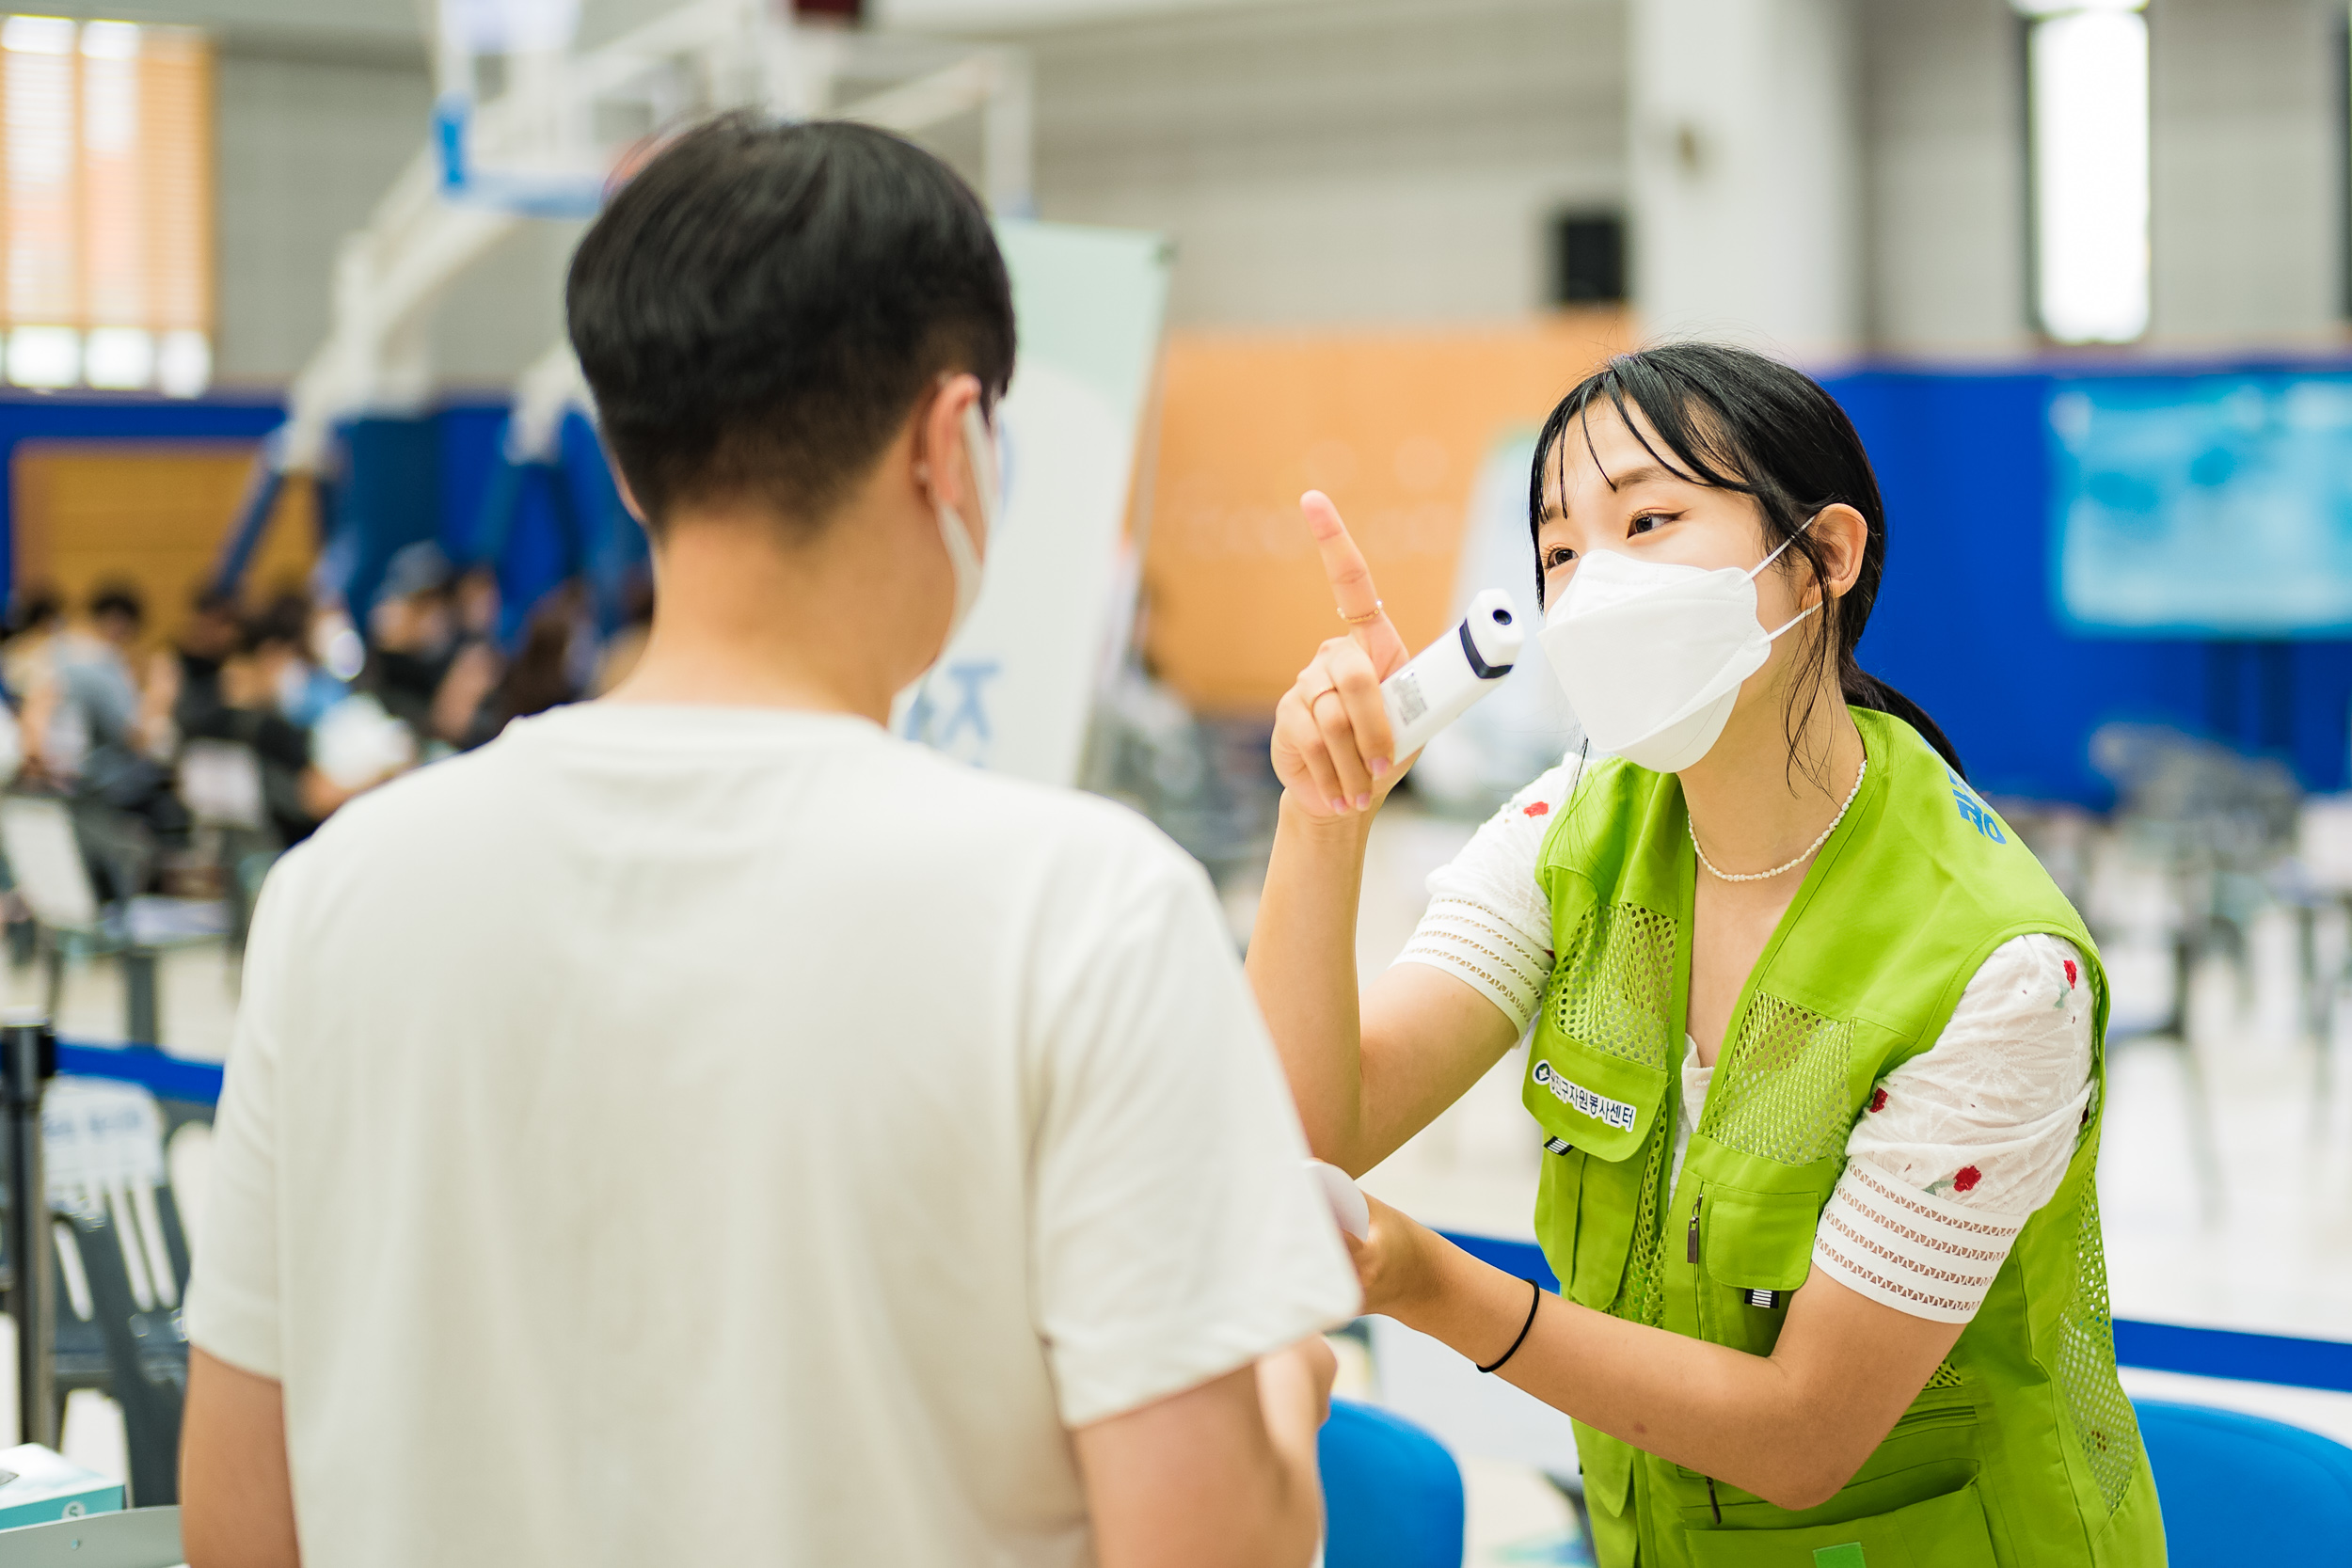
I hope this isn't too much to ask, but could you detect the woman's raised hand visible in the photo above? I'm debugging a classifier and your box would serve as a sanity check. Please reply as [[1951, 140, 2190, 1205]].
[[1272, 491, 1414, 820]]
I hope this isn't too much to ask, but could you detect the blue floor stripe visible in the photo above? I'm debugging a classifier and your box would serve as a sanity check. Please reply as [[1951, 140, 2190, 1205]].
[[56, 1040, 225, 1106], [1437, 1229, 2352, 1395]]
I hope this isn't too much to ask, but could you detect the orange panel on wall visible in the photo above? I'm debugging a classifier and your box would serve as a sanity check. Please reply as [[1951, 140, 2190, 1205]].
[[13, 442, 316, 646], [1140, 310, 1630, 715]]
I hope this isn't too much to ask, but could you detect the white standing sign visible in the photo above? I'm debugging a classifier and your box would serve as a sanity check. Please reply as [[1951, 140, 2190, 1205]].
[[895, 219, 1172, 786]]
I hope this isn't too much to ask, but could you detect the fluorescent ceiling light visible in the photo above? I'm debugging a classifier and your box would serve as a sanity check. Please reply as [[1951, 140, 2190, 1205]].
[[83, 326, 151, 389], [2011, 0, 2145, 15], [0, 15, 74, 54], [156, 329, 210, 398], [7, 325, 77, 388], [873, 0, 1312, 30], [2030, 7, 2149, 343]]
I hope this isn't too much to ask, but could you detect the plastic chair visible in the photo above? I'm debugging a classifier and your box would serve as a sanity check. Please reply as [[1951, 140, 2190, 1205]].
[[0, 1506, 181, 1565], [0, 795, 225, 1045], [1320, 1399, 1465, 1568], [2135, 1399, 2352, 1565], [52, 1210, 185, 1508]]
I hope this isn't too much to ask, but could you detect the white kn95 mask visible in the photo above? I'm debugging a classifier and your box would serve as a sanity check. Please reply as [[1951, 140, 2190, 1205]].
[[1539, 523, 1818, 774], [930, 401, 1001, 656]]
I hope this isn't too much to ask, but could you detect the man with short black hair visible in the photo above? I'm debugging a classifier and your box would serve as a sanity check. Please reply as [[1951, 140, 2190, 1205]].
[[181, 117, 1359, 1567]]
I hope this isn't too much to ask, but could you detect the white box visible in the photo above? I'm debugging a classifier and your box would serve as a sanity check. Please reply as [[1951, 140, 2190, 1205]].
[[0, 1444, 123, 1530]]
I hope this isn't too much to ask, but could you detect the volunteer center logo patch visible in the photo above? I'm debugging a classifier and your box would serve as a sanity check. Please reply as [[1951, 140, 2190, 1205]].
[[1531, 1059, 1637, 1131]]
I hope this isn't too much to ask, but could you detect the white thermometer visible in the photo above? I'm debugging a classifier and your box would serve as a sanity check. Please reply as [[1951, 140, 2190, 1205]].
[[1379, 589, 1523, 757]]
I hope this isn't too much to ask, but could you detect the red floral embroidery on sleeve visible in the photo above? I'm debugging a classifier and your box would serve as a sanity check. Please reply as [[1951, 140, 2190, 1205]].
[[2063, 958, 2078, 989], [1524, 801, 1550, 817], [1867, 1087, 1888, 1113], [1951, 1165, 1982, 1195]]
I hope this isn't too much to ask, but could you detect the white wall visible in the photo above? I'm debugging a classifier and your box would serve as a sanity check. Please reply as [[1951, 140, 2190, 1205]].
[[1859, 0, 2034, 357], [213, 24, 583, 388], [1860, 0, 2349, 356], [2148, 0, 2341, 346], [135, 0, 2352, 372], [1629, 0, 1863, 357], [1009, 0, 1625, 327]]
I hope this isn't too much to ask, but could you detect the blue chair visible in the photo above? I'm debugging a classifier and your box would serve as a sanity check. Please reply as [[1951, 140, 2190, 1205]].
[[2135, 1399, 2352, 1564], [1319, 1399, 1465, 1568]]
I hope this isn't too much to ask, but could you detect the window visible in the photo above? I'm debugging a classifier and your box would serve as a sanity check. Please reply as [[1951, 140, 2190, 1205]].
[[0, 16, 211, 396], [2017, 0, 2150, 344]]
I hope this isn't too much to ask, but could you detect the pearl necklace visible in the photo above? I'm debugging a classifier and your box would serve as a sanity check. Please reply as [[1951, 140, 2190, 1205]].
[[1689, 755, 1868, 883]]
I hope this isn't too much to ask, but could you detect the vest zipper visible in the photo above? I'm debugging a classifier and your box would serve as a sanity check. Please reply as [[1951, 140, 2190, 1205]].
[[1706, 1475, 1722, 1524], [1686, 1193, 1702, 1264]]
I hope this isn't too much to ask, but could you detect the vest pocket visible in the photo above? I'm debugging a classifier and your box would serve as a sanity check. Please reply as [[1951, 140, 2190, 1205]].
[[1700, 1185, 1820, 1295], [1681, 1477, 1999, 1568], [1521, 1037, 1667, 1166]]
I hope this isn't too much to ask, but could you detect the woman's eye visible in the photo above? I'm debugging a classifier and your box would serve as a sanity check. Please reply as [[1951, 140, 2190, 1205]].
[[1544, 546, 1576, 569], [1629, 513, 1668, 535]]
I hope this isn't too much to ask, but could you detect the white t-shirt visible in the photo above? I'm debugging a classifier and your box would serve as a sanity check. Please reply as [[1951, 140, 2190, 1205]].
[[1397, 752, 2093, 1323], [187, 704, 1359, 1568]]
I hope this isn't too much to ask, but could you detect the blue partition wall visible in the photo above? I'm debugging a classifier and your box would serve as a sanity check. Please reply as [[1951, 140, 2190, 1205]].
[[1830, 367, 2352, 805], [0, 392, 635, 652]]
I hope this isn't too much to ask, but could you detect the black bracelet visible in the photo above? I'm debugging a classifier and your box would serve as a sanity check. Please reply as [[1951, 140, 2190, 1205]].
[[1477, 1278, 1544, 1374]]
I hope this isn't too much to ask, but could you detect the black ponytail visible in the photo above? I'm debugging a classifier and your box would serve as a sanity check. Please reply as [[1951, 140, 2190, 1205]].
[[1843, 671, 1965, 782], [1529, 342, 1967, 782]]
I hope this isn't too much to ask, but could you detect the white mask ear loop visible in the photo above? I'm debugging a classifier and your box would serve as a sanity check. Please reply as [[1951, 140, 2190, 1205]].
[[1751, 513, 1825, 639]]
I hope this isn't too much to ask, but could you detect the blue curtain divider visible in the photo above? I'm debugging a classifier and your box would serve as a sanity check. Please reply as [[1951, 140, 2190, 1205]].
[[1827, 364, 2352, 804], [0, 392, 628, 643]]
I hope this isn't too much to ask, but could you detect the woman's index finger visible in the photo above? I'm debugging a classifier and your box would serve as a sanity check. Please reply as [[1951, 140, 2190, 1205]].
[[1300, 490, 1384, 618]]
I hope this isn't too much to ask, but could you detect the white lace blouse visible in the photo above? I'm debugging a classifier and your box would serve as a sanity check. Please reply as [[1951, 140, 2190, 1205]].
[[1394, 754, 2094, 1324]]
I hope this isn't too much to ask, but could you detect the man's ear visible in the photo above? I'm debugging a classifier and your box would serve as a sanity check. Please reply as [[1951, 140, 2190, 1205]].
[[608, 458, 647, 525], [1812, 503, 1869, 601], [914, 372, 986, 518]]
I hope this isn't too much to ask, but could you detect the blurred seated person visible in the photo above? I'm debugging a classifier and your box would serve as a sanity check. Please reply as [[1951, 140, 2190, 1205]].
[[171, 585, 247, 740], [462, 580, 588, 747], [360, 542, 458, 737], [216, 599, 405, 846], [21, 583, 187, 850], [2, 583, 64, 705], [429, 566, 506, 744], [8, 582, 186, 899]]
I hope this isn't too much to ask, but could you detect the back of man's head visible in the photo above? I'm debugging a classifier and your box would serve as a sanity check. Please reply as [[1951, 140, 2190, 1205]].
[[88, 581, 144, 638], [566, 115, 1015, 538]]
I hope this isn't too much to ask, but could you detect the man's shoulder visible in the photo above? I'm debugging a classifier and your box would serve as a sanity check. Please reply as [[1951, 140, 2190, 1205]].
[[289, 738, 525, 871], [889, 747, 1203, 890]]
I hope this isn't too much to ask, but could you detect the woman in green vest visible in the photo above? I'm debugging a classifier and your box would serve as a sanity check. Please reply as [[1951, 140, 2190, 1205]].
[[1250, 342, 2162, 1566]]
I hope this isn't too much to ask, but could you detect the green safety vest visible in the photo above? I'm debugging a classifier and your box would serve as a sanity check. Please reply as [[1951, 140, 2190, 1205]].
[[1519, 706, 2165, 1568]]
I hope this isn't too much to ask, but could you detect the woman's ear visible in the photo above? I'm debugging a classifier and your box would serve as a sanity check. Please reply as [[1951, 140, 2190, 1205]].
[[1811, 503, 1869, 601]]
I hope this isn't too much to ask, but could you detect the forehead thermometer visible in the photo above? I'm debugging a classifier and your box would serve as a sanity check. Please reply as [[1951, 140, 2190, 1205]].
[[1380, 589, 1523, 758]]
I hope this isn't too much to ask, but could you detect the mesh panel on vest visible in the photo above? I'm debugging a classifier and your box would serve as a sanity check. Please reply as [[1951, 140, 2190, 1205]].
[[1698, 992, 1853, 1166], [1922, 1360, 1964, 1391], [2056, 1171, 2141, 1511], [1546, 903, 1677, 1072], [1613, 1112, 1674, 1328]]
